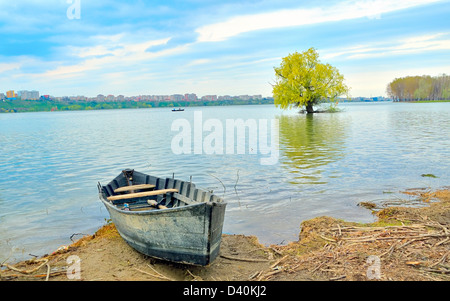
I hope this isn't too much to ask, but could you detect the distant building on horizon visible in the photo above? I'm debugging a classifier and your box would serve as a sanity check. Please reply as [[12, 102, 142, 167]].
[[18, 90, 40, 100], [96, 94, 105, 102], [201, 95, 217, 101], [184, 93, 198, 102], [218, 95, 233, 101], [170, 94, 184, 101], [6, 90, 15, 99]]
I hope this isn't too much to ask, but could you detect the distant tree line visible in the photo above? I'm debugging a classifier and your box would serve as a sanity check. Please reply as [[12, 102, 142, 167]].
[[0, 98, 274, 113], [387, 74, 450, 101]]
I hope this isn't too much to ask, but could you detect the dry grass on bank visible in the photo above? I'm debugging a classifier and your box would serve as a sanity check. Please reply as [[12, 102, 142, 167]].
[[268, 189, 450, 281]]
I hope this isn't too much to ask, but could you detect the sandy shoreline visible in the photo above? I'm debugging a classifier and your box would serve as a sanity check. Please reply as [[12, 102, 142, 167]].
[[1, 188, 449, 281]]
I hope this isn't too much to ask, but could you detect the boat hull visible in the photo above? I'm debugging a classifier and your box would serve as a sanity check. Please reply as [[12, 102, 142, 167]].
[[101, 199, 226, 265]]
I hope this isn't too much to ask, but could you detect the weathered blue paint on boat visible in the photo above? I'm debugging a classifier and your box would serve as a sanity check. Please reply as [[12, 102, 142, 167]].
[[98, 169, 226, 266]]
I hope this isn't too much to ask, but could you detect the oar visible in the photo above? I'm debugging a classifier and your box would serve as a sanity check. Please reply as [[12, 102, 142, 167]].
[[147, 199, 168, 209]]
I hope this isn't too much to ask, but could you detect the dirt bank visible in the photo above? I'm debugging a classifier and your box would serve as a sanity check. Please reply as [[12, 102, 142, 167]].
[[1, 188, 449, 281]]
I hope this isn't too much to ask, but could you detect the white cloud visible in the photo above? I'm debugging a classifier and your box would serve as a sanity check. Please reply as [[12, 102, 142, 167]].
[[322, 33, 450, 60], [0, 62, 21, 73], [68, 36, 171, 58], [377, 33, 450, 56], [321, 32, 450, 96], [185, 59, 211, 67], [195, 0, 443, 42], [38, 37, 187, 80]]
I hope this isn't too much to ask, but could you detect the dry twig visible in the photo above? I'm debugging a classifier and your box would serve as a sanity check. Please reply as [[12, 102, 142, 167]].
[[187, 270, 203, 281], [4, 258, 48, 275], [133, 265, 175, 281], [220, 254, 269, 262]]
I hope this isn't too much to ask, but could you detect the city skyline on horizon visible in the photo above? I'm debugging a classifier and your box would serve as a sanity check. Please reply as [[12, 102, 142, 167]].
[[0, 88, 268, 100], [1, 1, 449, 98], [1, 88, 390, 101]]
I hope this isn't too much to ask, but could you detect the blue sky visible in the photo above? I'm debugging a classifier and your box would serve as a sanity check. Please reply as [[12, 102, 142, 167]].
[[1, 0, 449, 98]]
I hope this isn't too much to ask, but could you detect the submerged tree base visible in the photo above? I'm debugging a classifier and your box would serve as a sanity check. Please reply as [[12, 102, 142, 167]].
[[298, 105, 343, 114]]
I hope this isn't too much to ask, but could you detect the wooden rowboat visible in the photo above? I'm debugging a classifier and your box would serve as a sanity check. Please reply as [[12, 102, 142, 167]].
[[97, 169, 226, 266]]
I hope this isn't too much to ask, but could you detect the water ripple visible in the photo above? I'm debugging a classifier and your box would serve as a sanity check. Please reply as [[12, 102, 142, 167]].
[[0, 103, 449, 262]]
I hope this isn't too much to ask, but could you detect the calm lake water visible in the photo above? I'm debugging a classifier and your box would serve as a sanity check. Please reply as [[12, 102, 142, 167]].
[[1, 102, 449, 263]]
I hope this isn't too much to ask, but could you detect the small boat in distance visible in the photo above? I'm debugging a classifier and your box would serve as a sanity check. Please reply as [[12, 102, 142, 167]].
[[172, 108, 184, 111], [97, 169, 226, 266]]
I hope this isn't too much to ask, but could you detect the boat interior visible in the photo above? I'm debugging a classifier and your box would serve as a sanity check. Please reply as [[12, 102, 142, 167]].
[[98, 169, 222, 211]]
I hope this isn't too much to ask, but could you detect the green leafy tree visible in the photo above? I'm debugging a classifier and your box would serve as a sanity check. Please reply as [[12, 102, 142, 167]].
[[387, 74, 450, 101], [272, 48, 349, 113], [414, 76, 433, 100]]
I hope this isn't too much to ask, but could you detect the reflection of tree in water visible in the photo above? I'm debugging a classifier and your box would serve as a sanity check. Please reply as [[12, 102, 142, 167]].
[[279, 114, 348, 185]]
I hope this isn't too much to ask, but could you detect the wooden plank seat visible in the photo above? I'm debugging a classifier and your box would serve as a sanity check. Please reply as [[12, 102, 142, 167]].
[[107, 189, 178, 201], [114, 184, 155, 193]]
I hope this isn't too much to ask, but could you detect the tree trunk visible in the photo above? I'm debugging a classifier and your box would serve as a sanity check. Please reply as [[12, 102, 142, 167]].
[[305, 102, 314, 114]]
